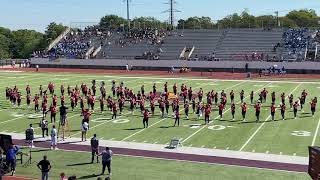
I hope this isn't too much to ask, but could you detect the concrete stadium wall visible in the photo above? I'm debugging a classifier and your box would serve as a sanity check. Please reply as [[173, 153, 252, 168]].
[[31, 58, 320, 74]]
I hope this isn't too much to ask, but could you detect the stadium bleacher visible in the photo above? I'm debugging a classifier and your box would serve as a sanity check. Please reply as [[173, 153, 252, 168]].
[[40, 26, 320, 62]]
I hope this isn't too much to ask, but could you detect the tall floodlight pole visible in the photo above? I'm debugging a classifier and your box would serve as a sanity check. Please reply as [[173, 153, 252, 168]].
[[275, 11, 279, 27], [127, 0, 131, 30], [162, 0, 180, 29]]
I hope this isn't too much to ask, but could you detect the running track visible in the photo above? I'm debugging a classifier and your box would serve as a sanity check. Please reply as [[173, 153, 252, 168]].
[[12, 139, 307, 173]]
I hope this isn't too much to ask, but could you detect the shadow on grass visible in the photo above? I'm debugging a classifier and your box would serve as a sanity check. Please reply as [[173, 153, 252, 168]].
[[159, 126, 171, 129], [78, 174, 101, 179], [123, 127, 144, 131], [67, 162, 93, 167]]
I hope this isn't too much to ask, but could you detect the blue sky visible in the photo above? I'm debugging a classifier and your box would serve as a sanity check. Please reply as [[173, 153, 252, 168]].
[[1, 0, 319, 32]]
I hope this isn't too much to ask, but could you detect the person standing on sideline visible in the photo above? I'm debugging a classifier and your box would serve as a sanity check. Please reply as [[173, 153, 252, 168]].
[[125, 64, 129, 72], [6, 144, 20, 176], [50, 125, 58, 150], [37, 155, 51, 180], [91, 134, 99, 163], [98, 147, 113, 176]]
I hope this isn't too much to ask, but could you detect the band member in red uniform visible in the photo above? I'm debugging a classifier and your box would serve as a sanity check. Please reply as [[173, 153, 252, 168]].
[[204, 105, 211, 124], [250, 91, 254, 104], [281, 93, 285, 105], [241, 102, 247, 121], [130, 97, 136, 115], [141, 85, 145, 96], [300, 90, 308, 111], [288, 94, 294, 109], [165, 99, 170, 115], [262, 88, 268, 103], [214, 92, 218, 106], [52, 95, 58, 107], [33, 94, 40, 113], [218, 103, 224, 120], [39, 85, 43, 96], [293, 101, 299, 119], [188, 87, 193, 101], [182, 89, 187, 104], [111, 103, 117, 119], [198, 88, 203, 102], [48, 104, 57, 123], [164, 82, 168, 93], [80, 96, 85, 110], [150, 100, 155, 116], [254, 101, 261, 122], [159, 99, 165, 118], [270, 102, 276, 121], [280, 103, 286, 120], [60, 95, 65, 106], [88, 95, 95, 111], [41, 101, 48, 118], [271, 92, 276, 103], [99, 96, 105, 113], [174, 110, 180, 127], [17, 92, 22, 107], [26, 93, 31, 108], [82, 108, 92, 129], [26, 85, 31, 95], [173, 83, 177, 95], [231, 102, 236, 120], [119, 96, 125, 115], [60, 85, 65, 96], [67, 85, 72, 96], [191, 97, 196, 114], [230, 90, 235, 104], [240, 90, 244, 103], [92, 83, 96, 96], [143, 109, 149, 128], [184, 101, 189, 119], [310, 98, 317, 117], [48, 82, 55, 95], [70, 96, 75, 111], [152, 83, 157, 94]]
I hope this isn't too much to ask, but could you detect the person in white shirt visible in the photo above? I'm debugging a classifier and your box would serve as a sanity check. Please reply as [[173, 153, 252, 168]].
[[81, 121, 89, 142], [50, 125, 58, 150], [125, 64, 129, 72]]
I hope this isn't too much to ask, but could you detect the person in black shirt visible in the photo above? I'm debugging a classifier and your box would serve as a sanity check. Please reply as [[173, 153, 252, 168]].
[[59, 104, 68, 126], [91, 134, 99, 163], [37, 156, 51, 180]]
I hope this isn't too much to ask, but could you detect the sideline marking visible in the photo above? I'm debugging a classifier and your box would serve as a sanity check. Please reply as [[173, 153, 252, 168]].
[[102, 75, 320, 84], [312, 116, 320, 146], [239, 83, 302, 151]]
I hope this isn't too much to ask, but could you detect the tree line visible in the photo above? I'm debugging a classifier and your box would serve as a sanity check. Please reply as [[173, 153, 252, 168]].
[[1, 9, 319, 59]]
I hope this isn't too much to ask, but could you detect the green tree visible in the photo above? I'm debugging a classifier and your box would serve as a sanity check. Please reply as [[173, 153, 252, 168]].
[[99, 15, 127, 30], [44, 22, 67, 47], [11, 30, 44, 58], [131, 17, 167, 29], [286, 9, 319, 27]]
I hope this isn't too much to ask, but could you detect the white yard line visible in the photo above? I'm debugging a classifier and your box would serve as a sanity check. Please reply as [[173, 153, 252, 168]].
[[121, 80, 244, 141], [181, 82, 273, 143], [102, 75, 320, 84], [70, 112, 131, 137], [312, 116, 320, 146], [239, 83, 302, 151]]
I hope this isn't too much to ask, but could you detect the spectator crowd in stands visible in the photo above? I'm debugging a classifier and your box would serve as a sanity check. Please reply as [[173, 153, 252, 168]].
[[283, 28, 310, 56]]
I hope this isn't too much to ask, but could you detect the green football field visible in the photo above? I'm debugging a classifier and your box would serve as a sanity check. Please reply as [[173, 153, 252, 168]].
[[0, 71, 320, 157], [11, 147, 308, 180]]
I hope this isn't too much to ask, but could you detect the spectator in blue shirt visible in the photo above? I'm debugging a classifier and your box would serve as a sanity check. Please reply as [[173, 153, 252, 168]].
[[6, 144, 20, 175]]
